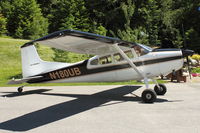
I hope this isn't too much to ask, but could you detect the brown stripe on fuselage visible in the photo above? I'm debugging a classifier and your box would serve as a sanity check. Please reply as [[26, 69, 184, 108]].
[[27, 55, 182, 83]]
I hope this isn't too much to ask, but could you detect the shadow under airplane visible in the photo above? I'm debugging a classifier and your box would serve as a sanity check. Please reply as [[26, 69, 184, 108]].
[[0, 86, 168, 131], [1, 89, 52, 98]]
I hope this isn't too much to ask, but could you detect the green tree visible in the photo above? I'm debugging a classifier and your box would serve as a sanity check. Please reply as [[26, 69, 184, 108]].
[[0, 0, 48, 39], [142, 0, 161, 45], [90, 21, 107, 36], [157, 0, 200, 52], [86, 0, 126, 34], [49, 0, 89, 62], [48, 0, 90, 32], [86, 0, 155, 44], [50, 0, 108, 62], [36, 0, 58, 16], [0, 14, 7, 36], [116, 0, 148, 44]]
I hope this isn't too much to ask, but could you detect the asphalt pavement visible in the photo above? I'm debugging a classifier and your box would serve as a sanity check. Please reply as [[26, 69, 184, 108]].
[[0, 83, 200, 133]]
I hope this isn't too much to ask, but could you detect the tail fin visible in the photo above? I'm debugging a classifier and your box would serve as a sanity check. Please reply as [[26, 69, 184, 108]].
[[21, 45, 68, 78]]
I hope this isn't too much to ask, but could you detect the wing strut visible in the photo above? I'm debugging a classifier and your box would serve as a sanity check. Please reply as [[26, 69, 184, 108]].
[[113, 43, 149, 89], [113, 43, 144, 77]]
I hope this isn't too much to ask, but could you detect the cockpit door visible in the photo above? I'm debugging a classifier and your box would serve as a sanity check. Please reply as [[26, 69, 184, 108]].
[[87, 55, 118, 82]]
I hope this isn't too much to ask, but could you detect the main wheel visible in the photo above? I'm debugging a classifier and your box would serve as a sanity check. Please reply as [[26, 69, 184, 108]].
[[141, 89, 157, 103], [17, 87, 23, 93], [154, 84, 167, 95]]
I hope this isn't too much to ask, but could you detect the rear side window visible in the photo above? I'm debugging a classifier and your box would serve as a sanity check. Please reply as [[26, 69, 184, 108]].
[[90, 59, 98, 65]]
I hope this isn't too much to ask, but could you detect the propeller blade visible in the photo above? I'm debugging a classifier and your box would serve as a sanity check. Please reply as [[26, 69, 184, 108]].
[[186, 56, 192, 79], [182, 49, 194, 79]]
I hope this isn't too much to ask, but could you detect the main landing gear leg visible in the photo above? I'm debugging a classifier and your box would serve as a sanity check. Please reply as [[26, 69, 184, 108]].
[[17, 86, 24, 93], [141, 78, 157, 103], [113, 44, 157, 103], [152, 79, 167, 95]]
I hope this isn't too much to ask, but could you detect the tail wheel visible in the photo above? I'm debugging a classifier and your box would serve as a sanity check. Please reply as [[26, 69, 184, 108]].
[[17, 86, 23, 93], [154, 84, 167, 95], [141, 89, 157, 103]]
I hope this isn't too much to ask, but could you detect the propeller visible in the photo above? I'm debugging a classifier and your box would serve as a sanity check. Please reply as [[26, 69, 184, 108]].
[[182, 49, 194, 79], [181, 24, 194, 79]]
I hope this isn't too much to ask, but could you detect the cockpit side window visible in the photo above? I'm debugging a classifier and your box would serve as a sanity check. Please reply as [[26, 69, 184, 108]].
[[99, 55, 112, 65], [125, 50, 134, 58], [114, 50, 134, 62], [90, 50, 135, 66], [90, 55, 113, 66]]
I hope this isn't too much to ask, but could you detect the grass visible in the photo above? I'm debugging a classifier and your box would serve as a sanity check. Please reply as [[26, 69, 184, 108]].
[[0, 37, 27, 85], [0, 36, 167, 87], [0, 37, 54, 86]]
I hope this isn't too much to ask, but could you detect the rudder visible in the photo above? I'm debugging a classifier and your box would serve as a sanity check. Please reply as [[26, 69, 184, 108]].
[[21, 45, 68, 78]]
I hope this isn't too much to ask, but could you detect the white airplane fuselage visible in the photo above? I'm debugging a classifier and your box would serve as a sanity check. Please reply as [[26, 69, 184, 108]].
[[36, 50, 183, 83], [10, 29, 194, 103]]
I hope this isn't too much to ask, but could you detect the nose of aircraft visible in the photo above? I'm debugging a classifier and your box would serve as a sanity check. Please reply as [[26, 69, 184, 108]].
[[181, 49, 194, 57]]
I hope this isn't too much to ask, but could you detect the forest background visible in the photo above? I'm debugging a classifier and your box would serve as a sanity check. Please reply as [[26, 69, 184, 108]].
[[0, 0, 200, 63]]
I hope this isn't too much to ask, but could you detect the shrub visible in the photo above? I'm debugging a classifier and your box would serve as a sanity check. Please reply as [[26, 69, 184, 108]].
[[0, 14, 7, 35], [191, 67, 200, 73], [191, 54, 200, 61]]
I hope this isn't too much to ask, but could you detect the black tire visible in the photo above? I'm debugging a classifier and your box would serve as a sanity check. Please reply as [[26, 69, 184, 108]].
[[141, 89, 157, 103], [18, 87, 23, 93], [154, 84, 167, 95]]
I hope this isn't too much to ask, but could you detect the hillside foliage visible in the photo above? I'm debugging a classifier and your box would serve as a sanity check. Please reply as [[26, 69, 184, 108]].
[[0, 0, 200, 56], [0, 14, 7, 35], [0, 0, 48, 39]]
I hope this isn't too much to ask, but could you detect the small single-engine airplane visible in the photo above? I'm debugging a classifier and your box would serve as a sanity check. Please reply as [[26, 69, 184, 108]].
[[8, 29, 194, 103]]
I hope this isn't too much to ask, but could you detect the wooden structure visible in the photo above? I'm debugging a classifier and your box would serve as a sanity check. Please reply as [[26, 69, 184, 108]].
[[165, 69, 187, 82]]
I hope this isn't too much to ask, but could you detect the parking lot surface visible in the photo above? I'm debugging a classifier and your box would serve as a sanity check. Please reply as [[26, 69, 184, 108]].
[[0, 83, 200, 133]]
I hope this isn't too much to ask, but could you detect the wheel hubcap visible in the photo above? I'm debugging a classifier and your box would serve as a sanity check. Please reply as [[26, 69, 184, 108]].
[[146, 94, 152, 99], [159, 87, 163, 91]]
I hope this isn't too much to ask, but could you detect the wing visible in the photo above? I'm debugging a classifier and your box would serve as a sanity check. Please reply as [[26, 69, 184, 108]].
[[21, 29, 136, 55]]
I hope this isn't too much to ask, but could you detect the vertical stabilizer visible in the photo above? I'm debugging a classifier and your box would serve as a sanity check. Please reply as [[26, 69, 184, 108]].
[[21, 45, 43, 78], [21, 45, 68, 78]]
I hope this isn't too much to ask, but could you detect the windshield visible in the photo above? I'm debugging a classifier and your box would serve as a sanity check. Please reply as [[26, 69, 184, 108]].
[[136, 43, 153, 52], [118, 42, 152, 56]]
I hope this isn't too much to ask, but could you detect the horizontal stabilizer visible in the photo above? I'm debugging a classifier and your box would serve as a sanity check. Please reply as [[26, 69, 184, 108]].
[[7, 76, 43, 84]]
